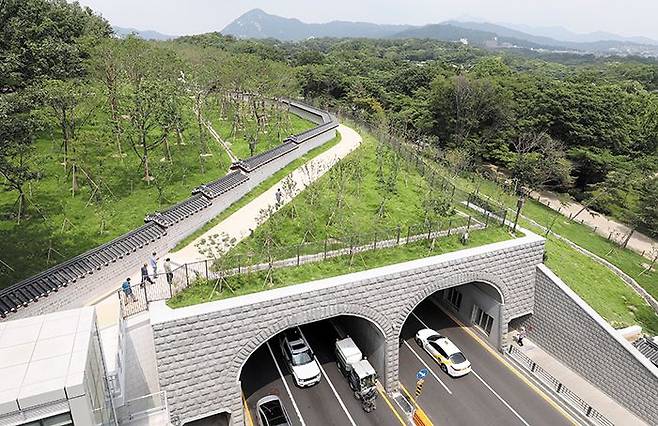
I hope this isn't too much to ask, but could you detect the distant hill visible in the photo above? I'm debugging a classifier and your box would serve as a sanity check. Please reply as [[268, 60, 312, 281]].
[[220, 9, 658, 57], [221, 8, 412, 41], [502, 23, 658, 47], [113, 26, 175, 41]]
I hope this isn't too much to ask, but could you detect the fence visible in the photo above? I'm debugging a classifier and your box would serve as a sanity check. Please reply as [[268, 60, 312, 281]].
[[114, 391, 168, 425], [118, 210, 509, 318], [507, 345, 613, 426]]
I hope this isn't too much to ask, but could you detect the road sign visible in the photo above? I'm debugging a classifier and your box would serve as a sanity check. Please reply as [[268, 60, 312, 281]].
[[416, 368, 429, 380]]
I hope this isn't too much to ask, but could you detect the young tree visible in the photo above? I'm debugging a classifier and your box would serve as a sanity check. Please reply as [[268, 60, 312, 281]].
[[0, 92, 40, 222], [120, 38, 180, 182]]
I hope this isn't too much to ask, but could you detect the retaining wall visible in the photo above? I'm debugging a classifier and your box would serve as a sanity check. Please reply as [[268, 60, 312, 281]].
[[149, 233, 545, 425], [523, 265, 658, 425], [0, 101, 338, 320]]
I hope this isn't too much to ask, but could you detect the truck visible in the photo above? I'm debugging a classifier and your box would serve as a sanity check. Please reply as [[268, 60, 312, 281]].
[[334, 336, 378, 412]]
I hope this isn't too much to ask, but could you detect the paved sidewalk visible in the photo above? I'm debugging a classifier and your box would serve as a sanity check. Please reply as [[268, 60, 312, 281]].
[[533, 189, 657, 260], [509, 336, 648, 426], [171, 123, 362, 263]]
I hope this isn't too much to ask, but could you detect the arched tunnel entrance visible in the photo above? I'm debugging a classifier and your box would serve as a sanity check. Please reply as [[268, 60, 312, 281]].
[[238, 315, 391, 426]]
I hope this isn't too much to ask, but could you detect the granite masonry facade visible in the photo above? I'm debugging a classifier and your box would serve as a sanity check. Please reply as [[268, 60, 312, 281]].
[[524, 265, 658, 425], [150, 234, 545, 425]]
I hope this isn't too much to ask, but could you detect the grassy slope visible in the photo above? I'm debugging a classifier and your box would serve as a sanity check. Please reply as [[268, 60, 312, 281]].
[[168, 227, 512, 308], [230, 130, 460, 259], [206, 104, 314, 159], [0, 99, 311, 289], [428, 161, 658, 334], [172, 133, 343, 252]]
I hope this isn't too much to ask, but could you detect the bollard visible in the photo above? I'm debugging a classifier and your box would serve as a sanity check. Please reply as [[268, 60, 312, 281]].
[[415, 379, 425, 397]]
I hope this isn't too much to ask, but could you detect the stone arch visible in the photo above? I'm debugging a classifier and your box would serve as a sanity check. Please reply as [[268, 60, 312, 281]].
[[395, 271, 510, 334], [229, 303, 394, 381]]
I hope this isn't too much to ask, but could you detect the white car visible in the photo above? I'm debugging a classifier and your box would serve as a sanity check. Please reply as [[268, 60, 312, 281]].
[[415, 328, 472, 377], [256, 395, 291, 426], [279, 327, 321, 387]]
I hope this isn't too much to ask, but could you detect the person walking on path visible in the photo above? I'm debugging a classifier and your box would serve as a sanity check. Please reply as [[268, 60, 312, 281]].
[[517, 326, 527, 347], [149, 252, 158, 278], [121, 278, 136, 303], [141, 263, 154, 285], [164, 258, 173, 286], [275, 188, 283, 208]]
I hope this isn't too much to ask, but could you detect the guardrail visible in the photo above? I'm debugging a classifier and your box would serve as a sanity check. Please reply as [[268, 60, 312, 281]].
[[114, 391, 168, 425], [507, 344, 613, 426]]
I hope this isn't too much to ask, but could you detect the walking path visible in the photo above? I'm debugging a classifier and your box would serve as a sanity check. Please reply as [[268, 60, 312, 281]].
[[533, 189, 657, 260], [507, 335, 648, 426], [171, 124, 362, 263], [91, 124, 361, 326]]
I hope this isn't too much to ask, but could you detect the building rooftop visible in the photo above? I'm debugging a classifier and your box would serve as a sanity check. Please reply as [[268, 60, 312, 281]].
[[0, 307, 95, 416]]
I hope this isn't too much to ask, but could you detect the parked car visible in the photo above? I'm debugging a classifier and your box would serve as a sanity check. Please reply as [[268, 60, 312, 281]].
[[279, 327, 321, 387], [256, 395, 291, 426], [415, 328, 471, 377]]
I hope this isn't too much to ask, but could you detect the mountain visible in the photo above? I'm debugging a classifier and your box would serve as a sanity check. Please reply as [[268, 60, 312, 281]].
[[502, 23, 658, 46], [444, 21, 658, 56], [221, 9, 658, 57], [113, 26, 175, 41], [221, 9, 412, 41]]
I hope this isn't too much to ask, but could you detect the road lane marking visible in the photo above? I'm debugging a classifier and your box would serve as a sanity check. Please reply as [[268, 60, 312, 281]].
[[242, 394, 254, 426], [266, 341, 307, 426], [402, 340, 452, 395], [472, 370, 530, 426], [420, 305, 578, 426], [298, 328, 357, 426], [376, 384, 407, 426]]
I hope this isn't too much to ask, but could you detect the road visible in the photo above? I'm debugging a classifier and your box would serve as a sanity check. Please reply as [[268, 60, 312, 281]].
[[399, 300, 576, 426], [241, 320, 406, 426], [242, 304, 576, 426]]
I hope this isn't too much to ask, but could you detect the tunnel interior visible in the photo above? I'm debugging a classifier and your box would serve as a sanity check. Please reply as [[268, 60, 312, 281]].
[[238, 314, 388, 418], [401, 281, 505, 348], [183, 411, 231, 426]]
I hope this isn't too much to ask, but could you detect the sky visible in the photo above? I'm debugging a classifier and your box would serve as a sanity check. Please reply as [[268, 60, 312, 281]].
[[76, 0, 658, 40]]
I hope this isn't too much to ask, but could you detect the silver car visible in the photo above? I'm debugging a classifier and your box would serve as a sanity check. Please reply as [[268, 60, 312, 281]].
[[256, 395, 291, 426]]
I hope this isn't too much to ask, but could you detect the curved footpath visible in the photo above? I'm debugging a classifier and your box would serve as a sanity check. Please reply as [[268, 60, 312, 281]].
[[93, 123, 362, 326]]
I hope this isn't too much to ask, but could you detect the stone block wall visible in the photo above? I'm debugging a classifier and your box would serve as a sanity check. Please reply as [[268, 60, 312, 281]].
[[524, 265, 658, 425], [150, 233, 545, 425]]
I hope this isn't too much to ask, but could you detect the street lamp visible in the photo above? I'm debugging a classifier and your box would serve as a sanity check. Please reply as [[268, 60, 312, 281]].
[[512, 193, 526, 234]]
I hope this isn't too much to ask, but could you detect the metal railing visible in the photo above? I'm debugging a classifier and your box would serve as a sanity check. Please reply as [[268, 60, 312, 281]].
[[507, 345, 613, 426], [114, 391, 168, 425], [118, 211, 508, 318]]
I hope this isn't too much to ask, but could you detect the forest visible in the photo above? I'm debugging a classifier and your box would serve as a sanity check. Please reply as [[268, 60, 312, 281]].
[[0, 0, 303, 287], [1, 0, 657, 289], [177, 33, 658, 239]]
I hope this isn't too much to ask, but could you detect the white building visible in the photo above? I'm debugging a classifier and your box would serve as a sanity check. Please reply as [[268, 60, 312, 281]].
[[0, 308, 116, 426]]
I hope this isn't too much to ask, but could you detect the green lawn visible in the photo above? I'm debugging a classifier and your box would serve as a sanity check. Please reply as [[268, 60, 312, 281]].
[[0, 98, 311, 289], [172, 132, 343, 252], [205, 103, 315, 159], [544, 237, 658, 335], [168, 226, 512, 308], [224, 129, 461, 264]]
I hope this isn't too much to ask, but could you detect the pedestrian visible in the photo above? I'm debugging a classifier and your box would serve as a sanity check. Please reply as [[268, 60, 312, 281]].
[[121, 278, 136, 303], [141, 263, 154, 285], [164, 258, 173, 286], [275, 187, 283, 208], [517, 326, 527, 347], [149, 252, 158, 278]]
